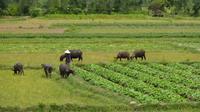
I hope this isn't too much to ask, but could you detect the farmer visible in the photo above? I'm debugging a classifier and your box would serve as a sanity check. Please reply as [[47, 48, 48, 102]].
[[60, 50, 72, 65]]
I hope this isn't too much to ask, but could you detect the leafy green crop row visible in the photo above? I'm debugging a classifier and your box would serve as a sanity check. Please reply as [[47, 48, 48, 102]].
[[166, 63, 200, 76], [125, 63, 197, 89], [80, 64, 186, 103], [103, 64, 200, 100], [74, 66, 159, 104], [148, 63, 200, 89], [110, 63, 200, 101], [123, 63, 186, 86], [189, 63, 200, 70], [160, 63, 200, 83], [125, 63, 200, 90]]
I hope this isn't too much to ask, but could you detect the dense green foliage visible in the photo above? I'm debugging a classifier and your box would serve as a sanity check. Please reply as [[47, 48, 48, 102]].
[[78, 62, 200, 104], [100, 63, 200, 101], [1, 0, 200, 16]]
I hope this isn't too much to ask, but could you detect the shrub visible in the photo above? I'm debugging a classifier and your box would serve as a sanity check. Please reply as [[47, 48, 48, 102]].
[[29, 7, 43, 17], [46, 7, 60, 14], [148, 0, 164, 17], [0, 8, 8, 16], [7, 4, 19, 16], [71, 8, 83, 14]]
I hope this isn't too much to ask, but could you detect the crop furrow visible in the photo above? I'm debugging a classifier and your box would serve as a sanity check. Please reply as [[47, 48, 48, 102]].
[[80, 64, 186, 103], [144, 63, 200, 89], [75, 66, 159, 104], [100, 63, 200, 101]]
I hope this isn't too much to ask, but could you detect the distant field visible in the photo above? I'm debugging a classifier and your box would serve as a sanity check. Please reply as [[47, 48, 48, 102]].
[[1, 15, 200, 37]]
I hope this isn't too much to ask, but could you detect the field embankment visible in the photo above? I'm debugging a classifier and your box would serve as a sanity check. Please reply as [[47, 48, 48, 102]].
[[1, 15, 200, 37]]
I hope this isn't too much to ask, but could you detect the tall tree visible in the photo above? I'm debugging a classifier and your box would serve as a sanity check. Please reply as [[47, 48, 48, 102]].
[[45, 0, 61, 14], [18, 0, 38, 15], [0, 1, 7, 9]]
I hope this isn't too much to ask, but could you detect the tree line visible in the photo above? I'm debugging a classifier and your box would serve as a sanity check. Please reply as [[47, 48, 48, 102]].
[[0, 0, 200, 17]]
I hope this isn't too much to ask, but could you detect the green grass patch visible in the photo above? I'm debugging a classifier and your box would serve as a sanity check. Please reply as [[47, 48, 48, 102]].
[[0, 69, 131, 108]]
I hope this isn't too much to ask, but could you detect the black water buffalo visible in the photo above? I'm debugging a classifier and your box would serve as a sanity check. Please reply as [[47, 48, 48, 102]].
[[13, 62, 24, 75], [41, 64, 53, 78], [130, 50, 146, 60], [115, 51, 130, 61], [59, 64, 75, 78], [69, 50, 83, 61], [60, 50, 83, 62]]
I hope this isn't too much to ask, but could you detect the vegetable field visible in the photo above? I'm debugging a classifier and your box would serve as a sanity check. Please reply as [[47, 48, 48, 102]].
[[76, 62, 200, 104]]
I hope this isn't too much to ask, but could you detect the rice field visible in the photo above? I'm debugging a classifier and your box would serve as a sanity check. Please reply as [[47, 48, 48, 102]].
[[0, 15, 200, 111]]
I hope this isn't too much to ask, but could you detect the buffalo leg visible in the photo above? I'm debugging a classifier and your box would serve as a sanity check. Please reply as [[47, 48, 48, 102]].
[[45, 71, 48, 78], [48, 72, 51, 78], [49, 70, 52, 78], [62, 74, 65, 78], [70, 57, 73, 62], [17, 70, 20, 75], [80, 56, 83, 61], [21, 70, 24, 75], [144, 56, 146, 60], [78, 56, 83, 61], [60, 72, 64, 78], [14, 70, 17, 75], [65, 75, 69, 79]]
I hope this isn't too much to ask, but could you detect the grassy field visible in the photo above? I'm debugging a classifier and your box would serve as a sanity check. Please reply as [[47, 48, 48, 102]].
[[1, 15, 200, 37], [0, 37, 200, 66], [0, 69, 132, 111], [0, 15, 200, 111]]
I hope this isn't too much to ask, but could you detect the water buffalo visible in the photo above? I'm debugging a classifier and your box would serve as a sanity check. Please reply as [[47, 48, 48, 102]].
[[130, 50, 146, 60], [69, 50, 83, 61], [115, 51, 130, 61], [41, 64, 53, 78], [59, 64, 75, 78], [13, 62, 24, 75], [60, 50, 83, 62]]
